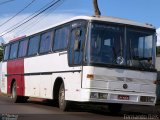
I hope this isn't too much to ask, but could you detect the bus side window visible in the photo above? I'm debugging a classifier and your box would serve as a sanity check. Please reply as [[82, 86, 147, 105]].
[[53, 25, 70, 51], [28, 35, 40, 56], [9, 42, 19, 59], [39, 31, 52, 54], [3, 45, 10, 61], [18, 39, 28, 58]]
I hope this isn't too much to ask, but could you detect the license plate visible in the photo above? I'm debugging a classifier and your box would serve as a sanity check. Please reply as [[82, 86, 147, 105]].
[[118, 95, 129, 100]]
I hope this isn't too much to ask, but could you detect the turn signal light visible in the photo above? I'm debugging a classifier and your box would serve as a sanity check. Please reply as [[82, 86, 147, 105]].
[[87, 74, 94, 80]]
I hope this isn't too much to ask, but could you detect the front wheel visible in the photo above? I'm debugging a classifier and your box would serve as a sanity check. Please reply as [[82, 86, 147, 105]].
[[58, 83, 70, 111]]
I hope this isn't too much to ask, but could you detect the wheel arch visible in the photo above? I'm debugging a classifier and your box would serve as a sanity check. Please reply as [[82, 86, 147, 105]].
[[10, 78, 16, 94], [53, 77, 64, 100]]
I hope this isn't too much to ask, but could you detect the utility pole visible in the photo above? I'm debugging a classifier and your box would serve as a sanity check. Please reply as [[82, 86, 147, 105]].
[[93, 0, 101, 17]]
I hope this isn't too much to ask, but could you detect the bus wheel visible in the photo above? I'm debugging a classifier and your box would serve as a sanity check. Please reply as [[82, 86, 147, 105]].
[[58, 83, 70, 111], [108, 103, 122, 114], [11, 82, 28, 103], [11, 82, 19, 103]]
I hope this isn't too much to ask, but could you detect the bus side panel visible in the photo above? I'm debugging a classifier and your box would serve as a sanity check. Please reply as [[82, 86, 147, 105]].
[[24, 53, 82, 100], [1, 62, 8, 94], [7, 59, 25, 96]]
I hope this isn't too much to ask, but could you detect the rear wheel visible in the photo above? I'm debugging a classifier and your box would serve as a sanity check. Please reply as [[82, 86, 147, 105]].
[[11, 82, 19, 103], [58, 83, 70, 111], [11, 82, 28, 103]]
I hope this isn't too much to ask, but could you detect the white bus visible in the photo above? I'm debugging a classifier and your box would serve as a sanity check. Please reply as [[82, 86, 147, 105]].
[[1, 16, 157, 112]]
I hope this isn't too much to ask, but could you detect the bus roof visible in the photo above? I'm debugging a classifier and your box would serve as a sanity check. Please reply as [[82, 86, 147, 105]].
[[69, 16, 155, 29], [27, 15, 155, 36], [8, 16, 156, 42]]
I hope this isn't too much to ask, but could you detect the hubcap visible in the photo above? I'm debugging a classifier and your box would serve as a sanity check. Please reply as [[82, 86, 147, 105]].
[[12, 85, 16, 99], [59, 88, 65, 107]]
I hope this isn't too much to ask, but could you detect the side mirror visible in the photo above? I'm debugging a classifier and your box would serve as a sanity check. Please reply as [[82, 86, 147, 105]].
[[74, 39, 80, 51]]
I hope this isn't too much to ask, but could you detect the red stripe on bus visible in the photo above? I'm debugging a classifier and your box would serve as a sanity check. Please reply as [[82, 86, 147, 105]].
[[7, 59, 25, 96], [9, 35, 26, 42]]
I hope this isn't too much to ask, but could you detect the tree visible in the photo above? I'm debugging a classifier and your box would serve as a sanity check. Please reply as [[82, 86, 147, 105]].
[[93, 0, 101, 17], [0, 45, 3, 61], [157, 46, 160, 57], [0, 37, 5, 61]]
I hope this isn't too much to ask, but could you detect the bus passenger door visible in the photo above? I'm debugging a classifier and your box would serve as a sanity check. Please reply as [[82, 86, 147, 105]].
[[69, 27, 86, 66], [67, 25, 86, 99]]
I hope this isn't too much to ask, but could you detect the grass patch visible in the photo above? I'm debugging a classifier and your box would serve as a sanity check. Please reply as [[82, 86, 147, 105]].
[[0, 92, 9, 97]]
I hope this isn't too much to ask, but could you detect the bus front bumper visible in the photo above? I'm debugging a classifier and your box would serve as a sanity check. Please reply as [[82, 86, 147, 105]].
[[79, 89, 156, 106]]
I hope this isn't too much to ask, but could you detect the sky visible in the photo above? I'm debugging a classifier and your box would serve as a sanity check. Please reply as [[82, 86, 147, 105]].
[[0, 0, 160, 44]]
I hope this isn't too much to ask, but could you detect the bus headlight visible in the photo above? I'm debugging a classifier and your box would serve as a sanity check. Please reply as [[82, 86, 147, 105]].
[[99, 93, 108, 99], [90, 92, 98, 99], [140, 96, 155, 103], [90, 92, 108, 99]]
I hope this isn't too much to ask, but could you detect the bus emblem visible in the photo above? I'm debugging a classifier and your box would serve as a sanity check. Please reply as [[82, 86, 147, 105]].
[[123, 84, 128, 89]]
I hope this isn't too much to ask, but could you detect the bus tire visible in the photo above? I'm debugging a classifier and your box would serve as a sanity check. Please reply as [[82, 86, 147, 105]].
[[58, 83, 70, 111], [19, 96, 28, 103], [11, 82, 28, 103], [108, 103, 122, 114], [11, 82, 19, 103]]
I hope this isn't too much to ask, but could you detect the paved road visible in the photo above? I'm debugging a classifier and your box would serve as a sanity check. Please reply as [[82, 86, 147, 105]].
[[0, 95, 160, 120]]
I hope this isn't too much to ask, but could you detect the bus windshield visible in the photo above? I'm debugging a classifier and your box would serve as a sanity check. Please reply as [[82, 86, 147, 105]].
[[86, 22, 156, 70]]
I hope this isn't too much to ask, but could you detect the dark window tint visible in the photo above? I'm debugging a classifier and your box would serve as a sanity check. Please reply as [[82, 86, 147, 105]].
[[4, 45, 10, 60], [18, 39, 28, 58], [39, 32, 52, 53], [28, 35, 40, 56], [53, 26, 70, 50], [10, 42, 19, 59]]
